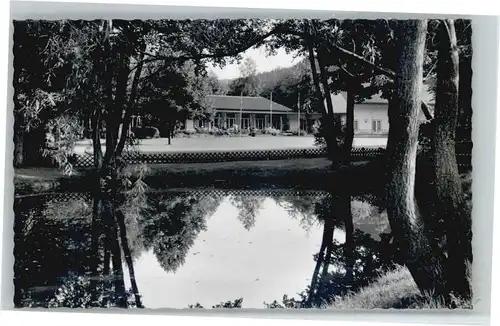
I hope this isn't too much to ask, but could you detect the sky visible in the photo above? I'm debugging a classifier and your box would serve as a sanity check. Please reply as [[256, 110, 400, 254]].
[[208, 44, 304, 80]]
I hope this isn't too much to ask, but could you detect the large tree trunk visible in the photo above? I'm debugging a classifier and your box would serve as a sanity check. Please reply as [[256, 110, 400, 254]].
[[344, 83, 356, 162], [456, 29, 473, 173], [434, 19, 472, 300], [317, 47, 339, 165], [385, 19, 448, 299]]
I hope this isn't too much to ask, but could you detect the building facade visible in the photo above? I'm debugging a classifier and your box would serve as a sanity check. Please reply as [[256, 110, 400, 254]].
[[303, 82, 435, 137], [184, 83, 434, 135], [185, 95, 303, 132]]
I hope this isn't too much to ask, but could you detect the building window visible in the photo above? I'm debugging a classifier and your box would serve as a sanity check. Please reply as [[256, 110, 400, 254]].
[[241, 117, 251, 129], [214, 113, 222, 128], [255, 115, 265, 129], [271, 116, 280, 129], [372, 120, 382, 132], [226, 113, 236, 128], [354, 120, 359, 132]]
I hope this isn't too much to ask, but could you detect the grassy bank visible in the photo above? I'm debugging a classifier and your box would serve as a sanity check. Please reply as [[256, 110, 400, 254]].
[[329, 265, 472, 309]]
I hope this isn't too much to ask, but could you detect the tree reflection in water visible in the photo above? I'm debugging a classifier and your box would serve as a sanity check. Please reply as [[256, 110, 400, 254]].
[[14, 189, 393, 309], [141, 193, 223, 272], [14, 189, 148, 308], [229, 196, 265, 231], [265, 193, 396, 309], [14, 189, 225, 308]]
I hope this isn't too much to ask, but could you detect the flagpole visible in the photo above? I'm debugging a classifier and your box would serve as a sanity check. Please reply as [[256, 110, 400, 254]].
[[270, 92, 273, 129], [240, 91, 243, 135], [297, 92, 301, 135]]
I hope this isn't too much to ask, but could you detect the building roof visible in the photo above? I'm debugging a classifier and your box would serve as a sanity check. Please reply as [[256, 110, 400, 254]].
[[208, 95, 293, 113], [324, 82, 436, 114]]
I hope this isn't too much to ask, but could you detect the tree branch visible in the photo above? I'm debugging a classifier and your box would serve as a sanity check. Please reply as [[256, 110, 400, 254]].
[[424, 59, 438, 81], [136, 26, 283, 66], [304, 28, 433, 120], [421, 100, 434, 120], [280, 26, 396, 79], [337, 59, 357, 79]]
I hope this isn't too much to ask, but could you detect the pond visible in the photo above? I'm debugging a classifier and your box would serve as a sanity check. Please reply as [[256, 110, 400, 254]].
[[14, 189, 394, 309]]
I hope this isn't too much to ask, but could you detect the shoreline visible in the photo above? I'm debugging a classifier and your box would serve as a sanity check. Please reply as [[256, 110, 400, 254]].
[[14, 158, 383, 196]]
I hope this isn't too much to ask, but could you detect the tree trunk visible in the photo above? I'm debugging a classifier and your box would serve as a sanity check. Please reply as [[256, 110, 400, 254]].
[[307, 233, 327, 306], [317, 47, 339, 165], [90, 197, 103, 306], [306, 40, 335, 160], [112, 51, 131, 156], [101, 22, 118, 171], [385, 19, 448, 299], [434, 19, 472, 300], [116, 210, 143, 308], [116, 45, 147, 157], [91, 110, 104, 170], [307, 207, 335, 307], [167, 122, 172, 145], [344, 83, 356, 160], [13, 128, 24, 167], [456, 56, 472, 173], [320, 235, 334, 282], [105, 200, 128, 308], [102, 233, 111, 307], [343, 196, 355, 285]]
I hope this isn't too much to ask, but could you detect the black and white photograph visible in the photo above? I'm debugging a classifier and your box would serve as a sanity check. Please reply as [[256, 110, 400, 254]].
[[12, 14, 474, 310]]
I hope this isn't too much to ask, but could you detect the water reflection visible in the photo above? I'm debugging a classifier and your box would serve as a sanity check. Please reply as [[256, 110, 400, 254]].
[[14, 189, 393, 309]]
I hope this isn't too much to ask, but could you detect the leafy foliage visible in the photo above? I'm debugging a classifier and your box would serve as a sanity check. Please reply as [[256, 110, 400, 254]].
[[42, 114, 84, 175], [188, 298, 244, 309], [44, 275, 139, 308]]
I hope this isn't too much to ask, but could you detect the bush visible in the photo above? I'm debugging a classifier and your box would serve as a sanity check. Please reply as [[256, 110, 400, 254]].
[[213, 128, 228, 136], [183, 129, 196, 136], [131, 126, 160, 139], [264, 127, 281, 136], [313, 119, 346, 150], [194, 126, 209, 134]]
